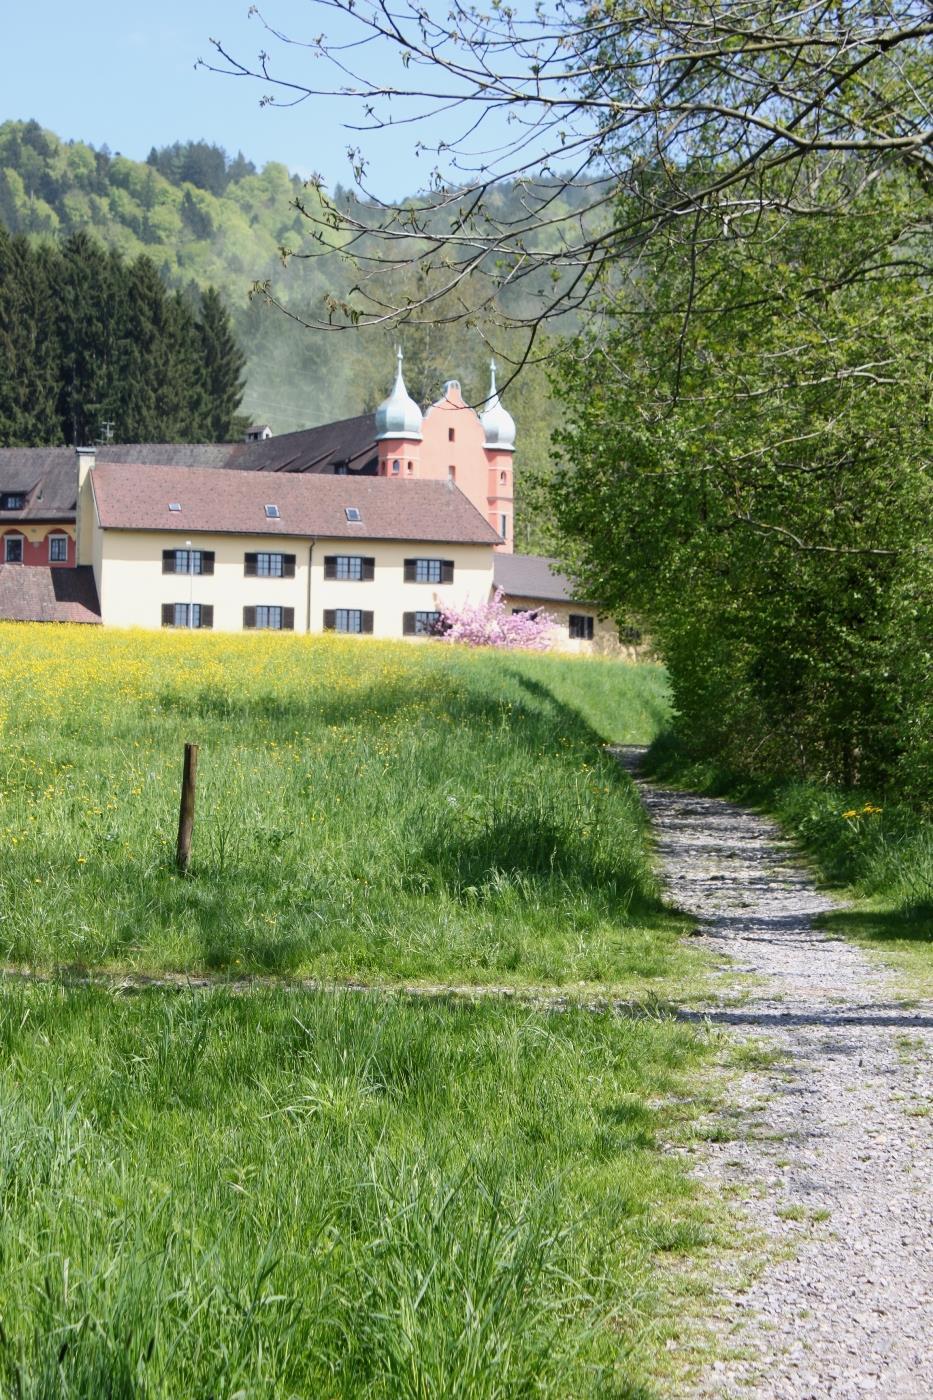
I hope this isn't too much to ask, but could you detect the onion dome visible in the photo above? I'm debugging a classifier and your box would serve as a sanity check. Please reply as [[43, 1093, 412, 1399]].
[[375, 347, 423, 440], [480, 360, 516, 450]]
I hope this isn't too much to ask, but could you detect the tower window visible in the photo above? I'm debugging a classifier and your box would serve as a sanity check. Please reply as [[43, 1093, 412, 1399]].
[[392, 459, 401, 474], [448, 428, 455, 442], [449, 466, 456, 481], [499, 513, 508, 540], [500, 470, 507, 484]]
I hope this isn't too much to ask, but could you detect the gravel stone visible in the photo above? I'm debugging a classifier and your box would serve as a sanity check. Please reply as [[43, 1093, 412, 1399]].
[[617, 749, 933, 1399]]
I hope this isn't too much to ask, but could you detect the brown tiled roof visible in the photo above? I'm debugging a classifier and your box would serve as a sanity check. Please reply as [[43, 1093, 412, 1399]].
[[0, 417, 380, 526], [0, 565, 101, 623], [91, 463, 501, 544], [494, 553, 577, 603]]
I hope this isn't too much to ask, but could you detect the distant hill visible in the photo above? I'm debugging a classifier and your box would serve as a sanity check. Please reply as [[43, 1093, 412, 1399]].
[[0, 120, 567, 548]]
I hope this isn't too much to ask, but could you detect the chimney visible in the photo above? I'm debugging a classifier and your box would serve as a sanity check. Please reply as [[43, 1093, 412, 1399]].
[[75, 446, 97, 566]]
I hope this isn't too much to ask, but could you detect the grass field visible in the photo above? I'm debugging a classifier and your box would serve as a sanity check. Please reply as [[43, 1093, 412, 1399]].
[[0, 625, 728, 1395], [0, 624, 702, 996], [0, 982, 722, 1398]]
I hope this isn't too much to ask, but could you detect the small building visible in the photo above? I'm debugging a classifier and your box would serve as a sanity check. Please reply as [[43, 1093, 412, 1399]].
[[494, 553, 640, 656], [244, 424, 273, 442], [0, 449, 79, 568]]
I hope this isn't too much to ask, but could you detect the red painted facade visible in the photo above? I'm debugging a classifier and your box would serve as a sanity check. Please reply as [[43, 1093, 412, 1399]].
[[1, 526, 75, 568]]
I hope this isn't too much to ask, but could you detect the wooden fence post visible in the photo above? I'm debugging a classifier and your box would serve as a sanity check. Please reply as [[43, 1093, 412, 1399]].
[[176, 742, 199, 873]]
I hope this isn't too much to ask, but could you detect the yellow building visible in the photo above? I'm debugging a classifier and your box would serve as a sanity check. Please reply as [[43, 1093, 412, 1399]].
[[78, 457, 498, 636]]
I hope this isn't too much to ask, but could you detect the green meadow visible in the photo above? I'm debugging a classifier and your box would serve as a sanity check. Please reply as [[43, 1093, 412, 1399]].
[[0, 626, 700, 996], [0, 626, 726, 1396]]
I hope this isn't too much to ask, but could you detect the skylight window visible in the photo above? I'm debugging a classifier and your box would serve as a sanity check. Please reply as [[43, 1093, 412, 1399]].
[[345, 507, 362, 522], [168, 502, 182, 512], [265, 504, 280, 519]]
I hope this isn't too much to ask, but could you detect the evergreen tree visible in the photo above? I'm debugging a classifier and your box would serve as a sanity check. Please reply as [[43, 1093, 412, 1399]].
[[0, 228, 59, 445], [53, 232, 120, 445], [198, 286, 246, 441]]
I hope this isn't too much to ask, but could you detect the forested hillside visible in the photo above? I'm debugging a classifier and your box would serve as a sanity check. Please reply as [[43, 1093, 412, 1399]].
[[0, 119, 563, 525]]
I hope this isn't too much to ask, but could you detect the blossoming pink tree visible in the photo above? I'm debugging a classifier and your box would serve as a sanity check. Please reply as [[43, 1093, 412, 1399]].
[[436, 588, 555, 650]]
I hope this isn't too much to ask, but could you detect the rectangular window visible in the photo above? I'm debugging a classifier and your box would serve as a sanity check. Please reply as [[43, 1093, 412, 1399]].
[[337, 555, 362, 581], [257, 605, 282, 629], [257, 552, 283, 578], [264, 504, 280, 519], [499, 513, 508, 540], [162, 549, 214, 576], [404, 558, 454, 584], [323, 555, 374, 581], [162, 603, 213, 629], [569, 614, 595, 641], [4, 536, 24, 563], [243, 552, 295, 578], [243, 606, 295, 630], [403, 611, 441, 636], [1, 494, 24, 511], [323, 609, 374, 634], [49, 535, 69, 562]]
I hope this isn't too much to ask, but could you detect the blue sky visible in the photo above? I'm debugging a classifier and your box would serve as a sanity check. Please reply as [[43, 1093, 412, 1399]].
[[4, 0, 439, 197]]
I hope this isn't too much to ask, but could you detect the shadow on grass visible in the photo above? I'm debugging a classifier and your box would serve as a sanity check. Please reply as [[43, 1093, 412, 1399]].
[[416, 805, 657, 917], [818, 906, 933, 945], [158, 673, 593, 756]]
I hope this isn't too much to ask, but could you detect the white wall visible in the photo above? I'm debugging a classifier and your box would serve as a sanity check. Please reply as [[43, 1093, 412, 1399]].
[[96, 529, 494, 636]]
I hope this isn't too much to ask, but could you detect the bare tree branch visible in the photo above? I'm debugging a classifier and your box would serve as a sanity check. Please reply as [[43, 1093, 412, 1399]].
[[201, 1, 933, 347]]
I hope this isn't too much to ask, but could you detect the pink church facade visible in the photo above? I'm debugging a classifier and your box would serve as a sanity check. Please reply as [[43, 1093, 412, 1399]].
[[375, 356, 514, 552]]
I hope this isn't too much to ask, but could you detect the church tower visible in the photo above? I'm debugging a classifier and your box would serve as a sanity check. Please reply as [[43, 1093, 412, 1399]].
[[374, 348, 423, 479]]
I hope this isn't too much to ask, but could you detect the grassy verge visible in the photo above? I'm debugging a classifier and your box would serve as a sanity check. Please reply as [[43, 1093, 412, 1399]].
[[646, 734, 933, 992], [0, 626, 704, 997], [0, 981, 722, 1398]]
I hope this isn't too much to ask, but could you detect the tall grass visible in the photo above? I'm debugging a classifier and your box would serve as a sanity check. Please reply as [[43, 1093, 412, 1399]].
[[0, 626, 698, 993], [0, 982, 717, 1398]]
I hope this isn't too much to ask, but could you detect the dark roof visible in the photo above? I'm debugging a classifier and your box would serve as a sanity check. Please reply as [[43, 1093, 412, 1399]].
[[494, 553, 577, 602], [0, 565, 101, 623], [221, 415, 378, 475], [91, 463, 501, 545], [0, 448, 78, 520], [0, 417, 380, 525]]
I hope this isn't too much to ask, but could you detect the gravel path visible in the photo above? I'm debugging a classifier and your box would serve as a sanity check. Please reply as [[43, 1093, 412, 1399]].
[[617, 750, 933, 1400]]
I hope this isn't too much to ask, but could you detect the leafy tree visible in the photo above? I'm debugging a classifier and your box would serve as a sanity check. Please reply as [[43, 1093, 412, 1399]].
[[543, 177, 932, 799]]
